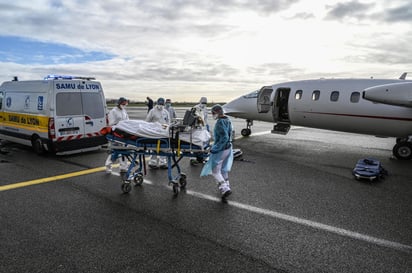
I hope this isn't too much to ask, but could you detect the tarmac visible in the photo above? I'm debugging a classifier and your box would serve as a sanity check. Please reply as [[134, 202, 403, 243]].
[[1, 107, 411, 273]]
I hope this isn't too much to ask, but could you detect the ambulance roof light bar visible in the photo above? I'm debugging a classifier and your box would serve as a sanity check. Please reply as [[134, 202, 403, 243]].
[[44, 74, 96, 80]]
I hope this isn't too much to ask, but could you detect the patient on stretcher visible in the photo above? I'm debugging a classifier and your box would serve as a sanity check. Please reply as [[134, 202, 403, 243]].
[[113, 120, 169, 138], [104, 119, 211, 147]]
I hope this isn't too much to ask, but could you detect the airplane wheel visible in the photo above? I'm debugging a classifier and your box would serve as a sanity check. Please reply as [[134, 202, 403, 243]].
[[393, 142, 412, 160], [241, 128, 251, 136]]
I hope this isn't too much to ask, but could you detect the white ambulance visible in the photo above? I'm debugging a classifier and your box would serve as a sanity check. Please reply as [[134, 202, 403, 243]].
[[0, 75, 108, 154]]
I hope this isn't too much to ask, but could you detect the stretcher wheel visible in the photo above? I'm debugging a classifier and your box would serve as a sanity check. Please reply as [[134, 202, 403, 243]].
[[121, 182, 132, 193], [179, 174, 187, 189], [133, 173, 144, 186], [172, 183, 179, 196]]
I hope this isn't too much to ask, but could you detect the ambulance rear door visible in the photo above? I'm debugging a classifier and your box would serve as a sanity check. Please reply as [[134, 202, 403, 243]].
[[53, 80, 106, 150]]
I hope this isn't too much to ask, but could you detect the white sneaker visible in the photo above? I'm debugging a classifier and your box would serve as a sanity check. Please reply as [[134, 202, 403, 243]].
[[218, 182, 231, 196], [105, 165, 112, 174], [219, 182, 232, 203], [148, 159, 159, 169]]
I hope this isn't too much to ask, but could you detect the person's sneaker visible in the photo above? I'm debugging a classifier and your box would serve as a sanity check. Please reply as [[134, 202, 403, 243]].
[[218, 181, 231, 202], [221, 190, 232, 203], [105, 165, 112, 174], [148, 163, 159, 169]]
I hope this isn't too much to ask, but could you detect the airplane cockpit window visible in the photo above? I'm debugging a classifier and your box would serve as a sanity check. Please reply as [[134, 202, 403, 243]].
[[330, 91, 339, 102], [350, 92, 360, 103], [243, 90, 259, 99], [312, 90, 320, 101], [295, 90, 302, 100]]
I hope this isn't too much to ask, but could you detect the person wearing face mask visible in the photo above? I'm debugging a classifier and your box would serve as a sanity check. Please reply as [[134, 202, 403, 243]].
[[193, 97, 209, 131], [146, 97, 170, 124], [146, 97, 171, 168], [105, 97, 129, 174], [200, 104, 233, 202], [165, 98, 177, 121]]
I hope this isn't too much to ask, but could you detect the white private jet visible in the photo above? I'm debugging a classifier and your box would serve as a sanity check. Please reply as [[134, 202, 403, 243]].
[[223, 73, 412, 160]]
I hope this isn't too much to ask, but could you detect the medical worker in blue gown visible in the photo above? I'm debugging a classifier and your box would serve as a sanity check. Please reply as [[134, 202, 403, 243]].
[[201, 104, 233, 201]]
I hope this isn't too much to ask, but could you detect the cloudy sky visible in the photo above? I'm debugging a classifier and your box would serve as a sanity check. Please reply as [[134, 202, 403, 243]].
[[0, 0, 411, 102]]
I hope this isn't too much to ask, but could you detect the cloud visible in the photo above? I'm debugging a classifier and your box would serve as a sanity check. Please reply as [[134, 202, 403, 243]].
[[325, 1, 375, 21], [384, 3, 412, 22], [325, 0, 412, 24], [1, 0, 412, 102]]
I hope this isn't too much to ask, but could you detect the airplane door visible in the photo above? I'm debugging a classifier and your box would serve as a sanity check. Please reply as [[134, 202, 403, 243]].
[[272, 88, 290, 122], [257, 86, 273, 113]]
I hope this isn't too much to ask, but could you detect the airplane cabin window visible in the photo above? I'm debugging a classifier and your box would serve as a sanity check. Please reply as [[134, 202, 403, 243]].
[[312, 90, 320, 101], [330, 91, 339, 102], [295, 90, 302, 100], [350, 92, 360, 103]]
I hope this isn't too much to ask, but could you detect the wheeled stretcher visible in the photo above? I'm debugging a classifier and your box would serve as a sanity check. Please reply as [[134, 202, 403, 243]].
[[103, 120, 210, 195]]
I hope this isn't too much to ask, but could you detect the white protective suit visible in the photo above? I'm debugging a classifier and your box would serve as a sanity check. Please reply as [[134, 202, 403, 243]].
[[146, 106, 170, 124], [105, 105, 129, 172], [145, 105, 171, 168], [193, 97, 209, 130]]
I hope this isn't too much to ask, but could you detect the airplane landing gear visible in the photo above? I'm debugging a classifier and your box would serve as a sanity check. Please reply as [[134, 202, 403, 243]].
[[241, 119, 253, 136], [393, 141, 412, 160]]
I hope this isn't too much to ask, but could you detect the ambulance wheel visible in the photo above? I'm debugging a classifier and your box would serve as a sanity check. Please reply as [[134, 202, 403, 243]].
[[393, 142, 412, 160], [241, 128, 251, 137], [32, 136, 46, 155], [121, 182, 132, 193], [133, 173, 144, 186]]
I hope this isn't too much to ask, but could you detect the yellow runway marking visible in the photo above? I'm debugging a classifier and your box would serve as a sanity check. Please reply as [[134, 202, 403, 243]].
[[0, 166, 106, 192]]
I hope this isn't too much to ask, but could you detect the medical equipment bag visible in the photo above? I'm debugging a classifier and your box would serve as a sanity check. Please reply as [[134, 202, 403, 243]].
[[352, 158, 388, 181]]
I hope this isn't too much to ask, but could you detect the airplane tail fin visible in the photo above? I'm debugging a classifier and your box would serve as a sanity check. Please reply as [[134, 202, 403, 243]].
[[399, 72, 407, 80]]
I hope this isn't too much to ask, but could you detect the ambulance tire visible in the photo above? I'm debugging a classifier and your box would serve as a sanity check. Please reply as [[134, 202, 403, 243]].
[[32, 136, 46, 155]]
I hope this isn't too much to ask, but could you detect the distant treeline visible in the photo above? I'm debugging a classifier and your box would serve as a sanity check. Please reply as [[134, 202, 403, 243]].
[[106, 99, 226, 107]]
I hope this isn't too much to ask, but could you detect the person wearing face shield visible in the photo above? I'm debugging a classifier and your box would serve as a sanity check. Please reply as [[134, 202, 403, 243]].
[[146, 97, 171, 168], [200, 104, 233, 202], [193, 97, 209, 131], [105, 97, 129, 174]]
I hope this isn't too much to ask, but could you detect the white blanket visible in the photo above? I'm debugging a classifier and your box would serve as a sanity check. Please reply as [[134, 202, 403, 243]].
[[113, 120, 169, 138], [112, 120, 210, 147], [179, 129, 210, 147]]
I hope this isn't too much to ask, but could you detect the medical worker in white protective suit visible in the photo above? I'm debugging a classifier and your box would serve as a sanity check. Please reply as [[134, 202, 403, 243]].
[[193, 97, 209, 131], [105, 97, 129, 174], [146, 97, 171, 168], [201, 104, 233, 202]]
